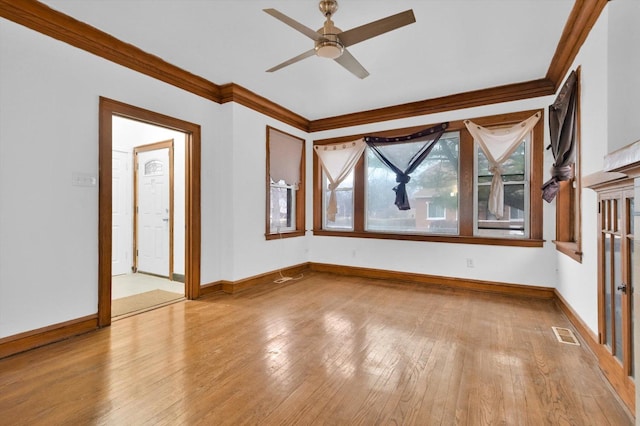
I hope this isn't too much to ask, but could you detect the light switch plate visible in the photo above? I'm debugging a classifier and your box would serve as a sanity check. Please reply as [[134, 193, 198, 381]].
[[72, 172, 97, 187]]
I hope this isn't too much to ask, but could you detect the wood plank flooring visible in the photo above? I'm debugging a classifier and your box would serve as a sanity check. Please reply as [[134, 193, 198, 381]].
[[0, 273, 632, 425]]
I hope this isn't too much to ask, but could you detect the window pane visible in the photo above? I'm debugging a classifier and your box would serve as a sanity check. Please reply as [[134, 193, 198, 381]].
[[477, 183, 526, 237], [477, 140, 526, 181], [630, 234, 635, 378], [630, 198, 635, 235], [267, 127, 304, 237], [605, 234, 612, 348], [144, 160, 163, 176], [270, 182, 295, 233], [427, 203, 446, 219], [365, 133, 459, 234], [572, 175, 579, 241], [323, 170, 354, 230], [614, 235, 623, 361], [475, 136, 528, 238]]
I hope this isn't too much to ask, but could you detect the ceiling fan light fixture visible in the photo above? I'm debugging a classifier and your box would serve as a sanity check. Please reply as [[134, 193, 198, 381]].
[[315, 39, 344, 59]]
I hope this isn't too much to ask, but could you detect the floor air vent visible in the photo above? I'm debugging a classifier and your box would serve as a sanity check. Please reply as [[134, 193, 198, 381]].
[[552, 326, 580, 346]]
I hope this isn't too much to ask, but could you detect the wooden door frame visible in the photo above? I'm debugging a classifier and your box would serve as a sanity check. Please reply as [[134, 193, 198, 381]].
[[99, 97, 201, 327], [133, 140, 175, 280]]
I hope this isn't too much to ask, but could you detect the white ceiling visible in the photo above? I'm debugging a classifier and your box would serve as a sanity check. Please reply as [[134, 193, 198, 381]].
[[42, 0, 574, 120]]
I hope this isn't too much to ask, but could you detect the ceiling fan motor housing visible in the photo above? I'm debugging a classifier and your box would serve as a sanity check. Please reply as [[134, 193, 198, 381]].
[[315, 19, 343, 59]]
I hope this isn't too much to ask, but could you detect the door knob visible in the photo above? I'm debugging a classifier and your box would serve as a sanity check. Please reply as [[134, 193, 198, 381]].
[[617, 284, 627, 293]]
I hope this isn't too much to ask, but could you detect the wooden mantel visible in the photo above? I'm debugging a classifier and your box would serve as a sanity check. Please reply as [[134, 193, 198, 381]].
[[584, 140, 640, 188], [604, 140, 640, 177]]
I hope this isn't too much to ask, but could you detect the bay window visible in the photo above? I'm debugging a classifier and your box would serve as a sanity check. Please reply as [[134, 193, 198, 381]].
[[313, 109, 544, 246]]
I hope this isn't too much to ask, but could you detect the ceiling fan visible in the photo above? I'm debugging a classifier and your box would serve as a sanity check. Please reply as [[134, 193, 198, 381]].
[[264, 0, 416, 79]]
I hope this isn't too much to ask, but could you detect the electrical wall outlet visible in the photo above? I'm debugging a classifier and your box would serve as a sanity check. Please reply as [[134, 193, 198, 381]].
[[466, 258, 474, 268]]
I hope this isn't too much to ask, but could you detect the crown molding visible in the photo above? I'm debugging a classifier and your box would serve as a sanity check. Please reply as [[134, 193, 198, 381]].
[[546, 0, 609, 91], [1, 0, 606, 132], [219, 83, 309, 131], [0, 0, 221, 102], [308, 79, 555, 132]]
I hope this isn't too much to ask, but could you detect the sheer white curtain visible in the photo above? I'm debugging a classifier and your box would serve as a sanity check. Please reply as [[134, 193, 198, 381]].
[[464, 112, 541, 219], [314, 139, 366, 221]]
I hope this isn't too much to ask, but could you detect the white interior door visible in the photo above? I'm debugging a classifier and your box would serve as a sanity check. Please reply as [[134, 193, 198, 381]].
[[112, 150, 131, 276], [136, 148, 170, 277]]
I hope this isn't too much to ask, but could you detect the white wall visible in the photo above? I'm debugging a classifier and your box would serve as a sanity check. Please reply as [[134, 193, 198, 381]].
[[554, 6, 609, 335], [112, 116, 186, 276], [226, 103, 311, 281], [555, 0, 640, 337], [1, 2, 628, 341], [0, 19, 223, 337], [607, 0, 640, 152], [217, 81, 560, 290], [308, 97, 558, 287]]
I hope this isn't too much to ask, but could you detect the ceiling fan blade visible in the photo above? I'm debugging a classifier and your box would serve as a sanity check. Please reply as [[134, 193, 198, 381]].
[[263, 9, 322, 41], [334, 49, 369, 79], [338, 9, 416, 47], [266, 49, 316, 73]]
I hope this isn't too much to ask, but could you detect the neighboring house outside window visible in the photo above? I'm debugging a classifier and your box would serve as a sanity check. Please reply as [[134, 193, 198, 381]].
[[414, 191, 458, 233], [427, 203, 446, 220]]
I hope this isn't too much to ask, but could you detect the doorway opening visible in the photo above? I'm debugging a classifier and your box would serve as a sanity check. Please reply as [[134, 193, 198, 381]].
[[99, 97, 201, 327], [111, 118, 186, 318]]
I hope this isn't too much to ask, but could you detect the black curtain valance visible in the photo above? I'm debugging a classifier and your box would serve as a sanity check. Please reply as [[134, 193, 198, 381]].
[[364, 122, 448, 210]]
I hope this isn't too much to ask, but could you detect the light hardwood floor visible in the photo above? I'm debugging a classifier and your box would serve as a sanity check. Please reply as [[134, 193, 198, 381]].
[[0, 273, 632, 425]]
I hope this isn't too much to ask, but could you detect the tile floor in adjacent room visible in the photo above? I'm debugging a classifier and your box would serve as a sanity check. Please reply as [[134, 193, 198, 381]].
[[112, 273, 184, 299]]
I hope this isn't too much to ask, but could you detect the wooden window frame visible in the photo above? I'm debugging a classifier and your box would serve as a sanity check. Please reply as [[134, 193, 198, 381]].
[[553, 67, 583, 262], [312, 109, 544, 247], [265, 126, 306, 240]]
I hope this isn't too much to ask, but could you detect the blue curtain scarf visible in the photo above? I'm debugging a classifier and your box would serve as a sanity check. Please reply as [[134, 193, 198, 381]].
[[364, 123, 448, 210]]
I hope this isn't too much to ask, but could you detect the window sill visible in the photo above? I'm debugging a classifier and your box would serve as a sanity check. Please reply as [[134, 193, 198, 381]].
[[265, 230, 306, 240], [313, 229, 544, 247], [554, 241, 583, 263]]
